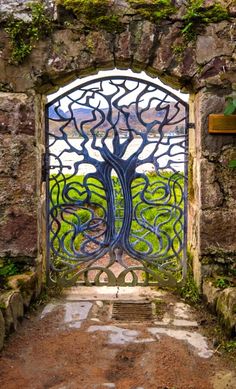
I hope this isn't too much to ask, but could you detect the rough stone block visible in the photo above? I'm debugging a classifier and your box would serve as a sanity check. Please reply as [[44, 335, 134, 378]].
[[115, 31, 132, 68], [0, 208, 37, 258], [218, 146, 236, 208], [200, 209, 236, 254], [0, 93, 35, 135], [200, 158, 223, 209], [216, 287, 236, 336], [87, 31, 114, 67], [0, 310, 5, 351], [196, 22, 234, 65], [133, 21, 156, 66], [152, 26, 176, 73], [194, 91, 236, 154], [47, 29, 114, 79], [202, 279, 222, 311], [0, 134, 36, 187], [0, 291, 24, 333], [7, 272, 37, 308]]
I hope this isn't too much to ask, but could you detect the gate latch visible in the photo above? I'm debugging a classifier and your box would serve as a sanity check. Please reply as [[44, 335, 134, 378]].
[[187, 123, 195, 129]]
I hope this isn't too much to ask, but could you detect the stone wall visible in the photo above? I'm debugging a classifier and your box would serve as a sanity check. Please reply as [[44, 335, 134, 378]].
[[0, 0, 235, 321], [0, 93, 37, 260]]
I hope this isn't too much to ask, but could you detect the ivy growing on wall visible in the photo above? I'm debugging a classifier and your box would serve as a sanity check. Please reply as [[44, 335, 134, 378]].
[[5, 1, 53, 64], [4, 0, 231, 64]]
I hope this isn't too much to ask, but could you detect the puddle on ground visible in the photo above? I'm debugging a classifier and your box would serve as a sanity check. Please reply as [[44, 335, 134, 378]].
[[148, 327, 213, 358], [87, 323, 213, 359], [41, 301, 93, 329], [41, 300, 212, 359], [87, 325, 154, 345]]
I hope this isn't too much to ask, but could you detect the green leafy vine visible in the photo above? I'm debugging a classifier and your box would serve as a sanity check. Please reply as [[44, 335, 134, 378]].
[[5, 1, 53, 64]]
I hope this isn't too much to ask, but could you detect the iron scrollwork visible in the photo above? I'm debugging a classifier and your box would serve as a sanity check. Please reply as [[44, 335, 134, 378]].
[[46, 76, 189, 287]]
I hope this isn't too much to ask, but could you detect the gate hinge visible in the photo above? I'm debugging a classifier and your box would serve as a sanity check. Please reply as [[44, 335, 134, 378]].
[[42, 152, 48, 182], [187, 122, 195, 129]]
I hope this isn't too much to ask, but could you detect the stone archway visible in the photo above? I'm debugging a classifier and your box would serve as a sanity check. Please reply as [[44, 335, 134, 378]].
[[0, 0, 236, 293]]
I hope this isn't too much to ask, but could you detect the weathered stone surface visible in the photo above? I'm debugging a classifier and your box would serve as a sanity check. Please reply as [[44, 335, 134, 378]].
[[216, 287, 236, 336], [200, 158, 223, 209], [133, 21, 157, 67], [0, 208, 37, 257], [0, 0, 53, 22], [7, 272, 37, 307], [0, 310, 5, 351], [200, 57, 227, 82], [200, 209, 236, 254], [196, 23, 234, 64], [115, 30, 132, 68], [0, 133, 37, 260], [194, 90, 236, 154], [202, 279, 222, 311], [152, 25, 179, 74], [0, 135, 36, 179], [218, 146, 236, 208], [0, 93, 35, 135], [0, 291, 24, 332]]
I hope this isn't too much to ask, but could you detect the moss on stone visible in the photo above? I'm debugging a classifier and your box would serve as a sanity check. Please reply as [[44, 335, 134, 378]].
[[188, 153, 194, 201], [57, 0, 124, 33], [5, 1, 53, 64], [57, 0, 109, 18], [0, 258, 31, 291], [128, 0, 229, 41], [128, 0, 176, 22], [182, 0, 230, 41]]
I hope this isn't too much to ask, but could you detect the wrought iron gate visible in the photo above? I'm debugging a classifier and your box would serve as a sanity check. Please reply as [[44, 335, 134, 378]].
[[45, 76, 189, 287]]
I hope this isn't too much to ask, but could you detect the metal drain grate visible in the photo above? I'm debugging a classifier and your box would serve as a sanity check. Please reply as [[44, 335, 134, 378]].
[[112, 301, 153, 321]]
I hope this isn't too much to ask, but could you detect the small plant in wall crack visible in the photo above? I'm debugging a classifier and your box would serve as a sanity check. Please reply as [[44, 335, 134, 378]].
[[213, 277, 233, 290], [5, 1, 53, 64], [0, 258, 29, 290], [182, 0, 229, 41], [224, 96, 236, 115], [179, 252, 200, 305], [224, 96, 236, 168], [180, 273, 200, 305]]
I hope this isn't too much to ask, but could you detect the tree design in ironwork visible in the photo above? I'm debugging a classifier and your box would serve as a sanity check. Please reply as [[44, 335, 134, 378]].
[[47, 76, 188, 283]]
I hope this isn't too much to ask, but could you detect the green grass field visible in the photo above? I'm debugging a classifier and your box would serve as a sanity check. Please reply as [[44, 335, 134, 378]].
[[49, 171, 185, 268]]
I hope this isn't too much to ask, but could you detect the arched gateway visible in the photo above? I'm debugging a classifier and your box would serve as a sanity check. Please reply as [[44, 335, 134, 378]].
[[46, 75, 189, 287]]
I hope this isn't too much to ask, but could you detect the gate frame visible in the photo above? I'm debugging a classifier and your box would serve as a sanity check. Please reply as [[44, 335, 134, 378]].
[[44, 73, 190, 288]]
